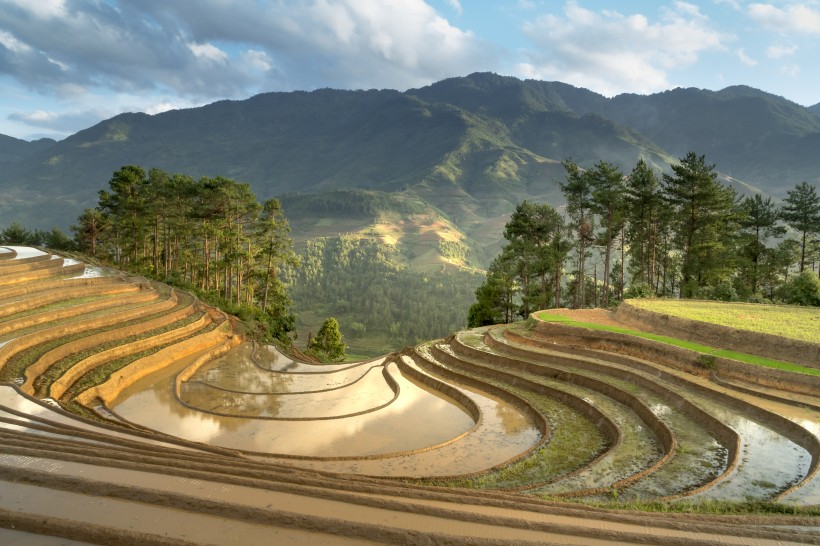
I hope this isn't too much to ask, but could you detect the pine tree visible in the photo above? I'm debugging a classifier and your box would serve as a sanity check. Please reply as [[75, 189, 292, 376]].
[[310, 317, 346, 361], [624, 159, 664, 291], [737, 194, 785, 295], [662, 152, 736, 297], [588, 161, 626, 307], [559, 160, 594, 308], [781, 181, 820, 273]]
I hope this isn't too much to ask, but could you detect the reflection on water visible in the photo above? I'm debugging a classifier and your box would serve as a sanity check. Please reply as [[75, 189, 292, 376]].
[[0, 246, 47, 259], [687, 403, 811, 502], [180, 365, 396, 419], [280, 358, 543, 476], [112, 345, 478, 457]]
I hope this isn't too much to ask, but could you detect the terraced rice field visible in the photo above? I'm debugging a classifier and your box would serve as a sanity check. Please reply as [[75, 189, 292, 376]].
[[0, 246, 818, 544]]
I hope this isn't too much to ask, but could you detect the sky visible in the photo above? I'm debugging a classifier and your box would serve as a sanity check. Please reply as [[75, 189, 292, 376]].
[[1, 0, 819, 141]]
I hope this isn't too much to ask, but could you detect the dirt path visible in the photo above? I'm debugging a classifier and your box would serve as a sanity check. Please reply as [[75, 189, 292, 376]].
[[540, 308, 624, 327]]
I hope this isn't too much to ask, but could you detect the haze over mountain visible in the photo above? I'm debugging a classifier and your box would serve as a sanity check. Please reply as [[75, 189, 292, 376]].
[[1, 73, 818, 261]]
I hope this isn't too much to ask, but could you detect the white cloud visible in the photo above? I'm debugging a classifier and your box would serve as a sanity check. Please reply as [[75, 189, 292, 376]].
[[8, 107, 109, 133], [673, 1, 707, 19], [766, 44, 798, 58], [0, 0, 491, 101], [188, 42, 229, 64], [4, 0, 66, 19], [781, 63, 801, 76], [145, 102, 179, 115], [13, 109, 58, 122], [736, 48, 758, 65], [241, 49, 272, 73], [0, 30, 30, 52], [445, 0, 463, 15], [519, 1, 728, 95], [748, 3, 820, 34]]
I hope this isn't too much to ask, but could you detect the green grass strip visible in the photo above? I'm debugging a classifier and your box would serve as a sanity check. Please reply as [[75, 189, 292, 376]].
[[534, 312, 820, 377]]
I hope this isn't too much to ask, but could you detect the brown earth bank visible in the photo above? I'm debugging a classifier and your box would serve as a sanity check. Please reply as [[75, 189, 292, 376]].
[[1, 249, 819, 544]]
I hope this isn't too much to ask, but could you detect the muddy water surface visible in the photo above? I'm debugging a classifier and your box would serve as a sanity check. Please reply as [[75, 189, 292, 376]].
[[0, 529, 93, 546], [0, 472, 377, 546], [112, 346, 476, 458], [281, 357, 543, 477]]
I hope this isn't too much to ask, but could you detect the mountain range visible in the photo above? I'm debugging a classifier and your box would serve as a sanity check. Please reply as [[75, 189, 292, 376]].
[[1, 72, 819, 267]]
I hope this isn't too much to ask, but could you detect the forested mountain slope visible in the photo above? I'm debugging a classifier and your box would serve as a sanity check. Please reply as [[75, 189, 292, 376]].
[[1, 73, 817, 250]]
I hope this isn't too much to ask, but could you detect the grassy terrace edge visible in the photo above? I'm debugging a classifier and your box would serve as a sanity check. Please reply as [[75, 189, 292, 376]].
[[625, 299, 820, 344], [534, 311, 820, 377]]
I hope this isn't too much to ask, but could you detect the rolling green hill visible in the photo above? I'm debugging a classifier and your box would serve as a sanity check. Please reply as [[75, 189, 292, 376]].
[[1, 72, 818, 263]]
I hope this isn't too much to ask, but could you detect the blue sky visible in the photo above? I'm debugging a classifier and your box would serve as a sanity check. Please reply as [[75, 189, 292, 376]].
[[1, 0, 818, 140]]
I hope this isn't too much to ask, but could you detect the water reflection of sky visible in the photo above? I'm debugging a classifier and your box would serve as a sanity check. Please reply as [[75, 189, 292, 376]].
[[113, 348, 477, 457], [0, 246, 47, 259], [690, 403, 811, 502]]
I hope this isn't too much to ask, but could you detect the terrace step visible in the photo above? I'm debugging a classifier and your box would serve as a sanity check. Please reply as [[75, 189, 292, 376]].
[[0, 252, 53, 268], [0, 287, 167, 382], [23, 290, 188, 396], [443, 333, 678, 498], [423, 340, 619, 490], [0, 280, 142, 320], [0, 259, 84, 286], [509, 322, 819, 502], [485, 327, 737, 500], [48, 310, 212, 400]]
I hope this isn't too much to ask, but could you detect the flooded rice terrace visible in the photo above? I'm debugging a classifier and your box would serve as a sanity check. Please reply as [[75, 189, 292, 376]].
[[111, 342, 541, 471], [3, 245, 818, 506]]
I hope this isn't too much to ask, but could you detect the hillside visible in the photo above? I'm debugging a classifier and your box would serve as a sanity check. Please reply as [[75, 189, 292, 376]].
[[2, 74, 818, 241], [0, 134, 55, 163]]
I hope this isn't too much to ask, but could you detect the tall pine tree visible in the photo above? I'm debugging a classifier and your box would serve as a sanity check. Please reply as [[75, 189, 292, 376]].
[[662, 152, 736, 297]]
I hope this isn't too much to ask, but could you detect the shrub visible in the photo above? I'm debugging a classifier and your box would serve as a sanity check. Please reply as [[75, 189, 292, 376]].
[[779, 270, 820, 306], [746, 293, 771, 304], [624, 282, 654, 299], [695, 281, 738, 302], [697, 354, 717, 370]]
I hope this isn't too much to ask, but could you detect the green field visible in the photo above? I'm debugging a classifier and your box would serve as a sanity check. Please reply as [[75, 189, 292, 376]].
[[534, 311, 820, 377], [626, 299, 820, 343]]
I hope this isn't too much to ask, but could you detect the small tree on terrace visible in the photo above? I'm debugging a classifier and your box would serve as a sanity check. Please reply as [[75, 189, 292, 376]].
[[309, 317, 346, 361]]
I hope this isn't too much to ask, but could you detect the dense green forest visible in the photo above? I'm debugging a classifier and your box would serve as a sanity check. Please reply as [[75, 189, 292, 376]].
[[285, 236, 481, 352], [469, 153, 820, 326]]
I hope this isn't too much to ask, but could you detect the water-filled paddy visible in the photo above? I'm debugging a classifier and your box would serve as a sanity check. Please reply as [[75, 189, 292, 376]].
[[112, 344, 478, 458]]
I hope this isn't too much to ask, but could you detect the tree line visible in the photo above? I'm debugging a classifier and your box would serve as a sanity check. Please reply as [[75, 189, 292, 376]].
[[67, 166, 297, 344], [469, 152, 820, 326]]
